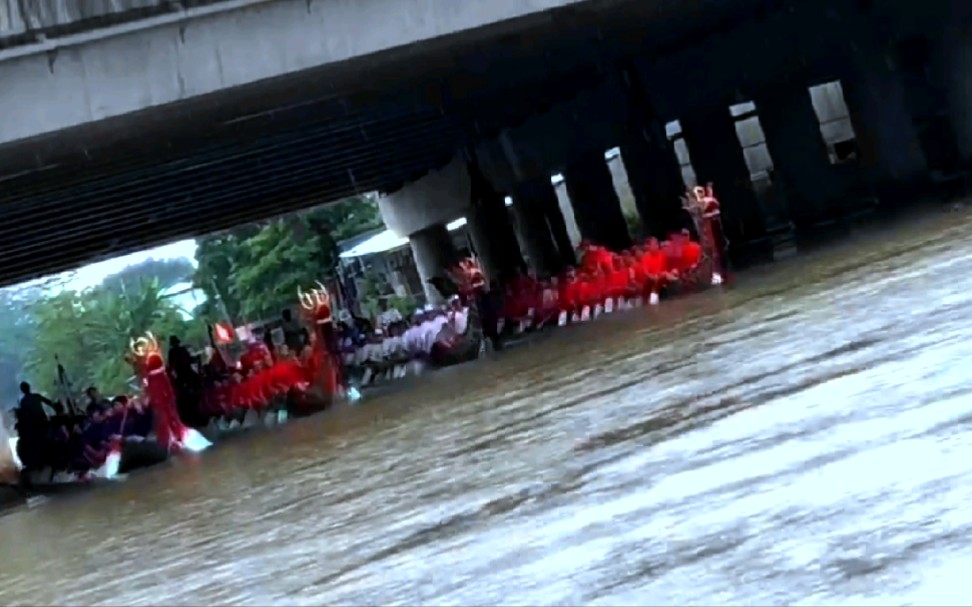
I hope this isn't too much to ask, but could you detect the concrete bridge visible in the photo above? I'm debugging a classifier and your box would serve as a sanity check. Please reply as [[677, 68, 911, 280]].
[[0, 0, 969, 294]]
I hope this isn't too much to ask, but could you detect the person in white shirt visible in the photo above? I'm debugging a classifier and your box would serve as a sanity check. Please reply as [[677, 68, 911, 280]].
[[382, 323, 412, 379], [357, 331, 388, 386], [403, 312, 427, 357], [381, 330, 404, 359], [451, 306, 469, 336], [421, 312, 449, 355], [377, 304, 403, 330]]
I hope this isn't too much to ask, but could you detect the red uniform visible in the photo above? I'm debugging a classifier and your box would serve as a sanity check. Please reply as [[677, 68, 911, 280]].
[[142, 353, 188, 451], [629, 262, 646, 291], [586, 275, 606, 306], [643, 250, 668, 277], [609, 267, 629, 299], [240, 343, 271, 375], [560, 277, 579, 311], [682, 240, 702, 271]]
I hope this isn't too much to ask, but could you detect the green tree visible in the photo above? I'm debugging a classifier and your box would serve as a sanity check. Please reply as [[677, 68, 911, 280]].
[[102, 257, 195, 294], [316, 195, 383, 242], [193, 232, 251, 324], [25, 281, 191, 399], [0, 286, 43, 407], [193, 195, 382, 323], [233, 213, 340, 321]]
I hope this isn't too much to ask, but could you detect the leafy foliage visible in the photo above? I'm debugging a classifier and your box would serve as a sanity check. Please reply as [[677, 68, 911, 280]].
[[25, 280, 191, 400], [102, 257, 194, 294], [0, 286, 43, 407], [194, 195, 381, 323]]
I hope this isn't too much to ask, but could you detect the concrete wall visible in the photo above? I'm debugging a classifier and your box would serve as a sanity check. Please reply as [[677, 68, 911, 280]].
[[378, 157, 471, 237], [0, 0, 587, 145], [2, 0, 182, 37]]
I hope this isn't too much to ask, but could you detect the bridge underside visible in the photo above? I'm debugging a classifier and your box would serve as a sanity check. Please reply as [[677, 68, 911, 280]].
[[0, 0, 952, 287]]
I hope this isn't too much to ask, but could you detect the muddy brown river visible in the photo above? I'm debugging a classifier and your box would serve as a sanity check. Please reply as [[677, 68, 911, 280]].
[[2, 208, 972, 606]]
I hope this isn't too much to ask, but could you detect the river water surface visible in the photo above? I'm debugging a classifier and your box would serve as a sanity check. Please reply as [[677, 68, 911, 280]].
[[3, 209, 972, 606]]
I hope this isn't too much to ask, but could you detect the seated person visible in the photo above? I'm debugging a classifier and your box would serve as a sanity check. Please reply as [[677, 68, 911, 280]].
[[640, 238, 675, 303], [357, 331, 389, 385], [539, 278, 560, 323], [681, 233, 702, 272], [454, 306, 471, 337], [128, 398, 155, 439], [103, 397, 131, 439], [84, 386, 112, 414], [559, 268, 582, 316], [608, 258, 630, 304], [79, 406, 112, 469], [577, 270, 603, 313]]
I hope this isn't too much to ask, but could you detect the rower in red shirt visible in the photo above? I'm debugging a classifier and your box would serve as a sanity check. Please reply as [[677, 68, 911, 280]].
[[664, 235, 683, 274], [559, 268, 580, 316], [590, 270, 608, 310], [609, 258, 629, 304], [641, 238, 670, 305], [574, 271, 595, 318], [539, 277, 560, 324], [681, 232, 702, 272], [623, 253, 643, 301], [595, 246, 615, 275]]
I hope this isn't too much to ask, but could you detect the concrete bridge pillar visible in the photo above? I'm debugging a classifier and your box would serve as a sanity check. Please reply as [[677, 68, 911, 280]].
[[755, 82, 843, 229], [538, 180, 578, 269], [465, 161, 524, 284], [409, 224, 458, 305], [378, 157, 471, 304], [619, 68, 687, 238], [681, 107, 767, 252], [619, 128, 686, 239], [939, 25, 972, 164], [837, 9, 928, 200], [563, 151, 632, 252], [511, 178, 572, 277]]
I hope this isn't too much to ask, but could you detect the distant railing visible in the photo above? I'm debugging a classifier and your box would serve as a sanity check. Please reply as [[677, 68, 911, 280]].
[[0, 0, 238, 48]]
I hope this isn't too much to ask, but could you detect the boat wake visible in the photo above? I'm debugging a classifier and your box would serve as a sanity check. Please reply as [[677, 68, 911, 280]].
[[181, 429, 213, 454]]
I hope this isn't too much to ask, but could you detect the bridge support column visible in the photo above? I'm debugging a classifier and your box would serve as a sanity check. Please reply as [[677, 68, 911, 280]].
[[837, 14, 927, 201], [681, 107, 766, 255], [563, 151, 632, 251], [465, 163, 524, 284], [409, 224, 458, 305], [619, 130, 687, 239], [941, 26, 972, 164], [511, 179, 567, 277], [514, 178, 575, 270], [755, 83, 842, 229], [378, 158, 471, 304], [619, 67, 687, 238]]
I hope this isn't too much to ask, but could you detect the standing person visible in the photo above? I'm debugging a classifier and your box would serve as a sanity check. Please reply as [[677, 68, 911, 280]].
[[132, 334, 211, 454], [143, 352, 187, 451], [167, 335, 205, 428], [686, 184, 727, 285], [296, 285, 341, 410], [478, 280, 504, 351], [13, 382, 55, 479], [281, 309, 305, 354]]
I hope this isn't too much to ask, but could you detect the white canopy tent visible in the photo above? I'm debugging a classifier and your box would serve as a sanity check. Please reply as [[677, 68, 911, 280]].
[[339, 217, 470, 259]]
